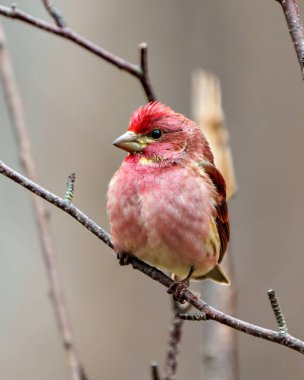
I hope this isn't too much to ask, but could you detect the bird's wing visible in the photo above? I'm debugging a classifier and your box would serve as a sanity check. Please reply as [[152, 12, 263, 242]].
[[199, 161, 230, 262]]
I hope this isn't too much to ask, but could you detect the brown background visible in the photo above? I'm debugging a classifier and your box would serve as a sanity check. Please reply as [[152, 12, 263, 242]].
[[0, 1, 304, 379]]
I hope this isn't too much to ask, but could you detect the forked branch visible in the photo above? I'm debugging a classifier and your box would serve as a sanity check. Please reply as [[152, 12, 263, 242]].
[[0, 4, 156, 101], [41, 0, 66, 27]]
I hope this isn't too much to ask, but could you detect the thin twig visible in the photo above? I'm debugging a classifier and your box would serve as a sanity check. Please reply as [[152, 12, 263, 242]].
[[41, 0, 66, 28], [164, 301, 189, 380], [1, 160, 304, 355], [139, 42, 156, 102], [64, 173, 76, 203], [268, 289, 288, 334], [179, 312, 206, 321], [0, 4, 156, 101], [276, 0, 304, 78], [0, 27, 86, 380], [151, 362, 162, 380]]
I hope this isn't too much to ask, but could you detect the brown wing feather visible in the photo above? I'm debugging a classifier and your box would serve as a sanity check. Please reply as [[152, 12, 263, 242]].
[[199, 161, 230, 262]]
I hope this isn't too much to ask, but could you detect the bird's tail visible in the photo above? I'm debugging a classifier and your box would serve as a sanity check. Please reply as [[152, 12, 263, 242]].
[[193, 264, 230, 285]]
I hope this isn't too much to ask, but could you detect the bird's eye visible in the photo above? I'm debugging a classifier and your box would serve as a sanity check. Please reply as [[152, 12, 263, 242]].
[[150, 129, 162, 140]]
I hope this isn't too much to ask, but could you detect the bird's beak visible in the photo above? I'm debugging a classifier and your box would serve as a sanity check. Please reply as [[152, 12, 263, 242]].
[[112, 131, 144, 153]]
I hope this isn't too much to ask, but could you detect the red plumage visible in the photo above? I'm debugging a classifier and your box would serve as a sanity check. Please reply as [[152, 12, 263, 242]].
[[107, 102, 230, 284], [128, 102, 172, 134]]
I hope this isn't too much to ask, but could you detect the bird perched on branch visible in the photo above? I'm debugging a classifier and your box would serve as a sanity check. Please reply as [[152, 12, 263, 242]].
[[107, 102, 230, 298]]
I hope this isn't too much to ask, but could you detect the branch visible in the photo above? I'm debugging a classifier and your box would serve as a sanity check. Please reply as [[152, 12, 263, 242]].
[[1, 160, 304, 355], [0, 4, 156, 101], [268, 289, 288, 334], [64, 173, 76, 203], [275, 0, 304, 78], [163, 301, 190, 380], [0, 27, 87, 380], [41, 0, 66, 28], [139, 42, 156, 103], [151, 362, 162, 380]]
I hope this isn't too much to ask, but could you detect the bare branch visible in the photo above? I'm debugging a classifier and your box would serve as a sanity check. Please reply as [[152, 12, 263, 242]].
[[275, 0, 304, 77], [0, 27, 86, 380], [41, 0, 66, 28], [0, 4, 156, 101], [179, 312, 206, 321], [151, 362, 162, 380], [1, 159, 304, 355], [164, 301, 190, 380], [64, 173, 76, 203], [139, 42, 156, 102], [268, 289, 288, 334]]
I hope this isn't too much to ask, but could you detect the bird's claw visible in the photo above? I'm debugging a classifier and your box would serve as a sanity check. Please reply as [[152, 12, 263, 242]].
[[117, 252, 131, 266], [167, 278, 190, 304], [167, 266, 194, 303]]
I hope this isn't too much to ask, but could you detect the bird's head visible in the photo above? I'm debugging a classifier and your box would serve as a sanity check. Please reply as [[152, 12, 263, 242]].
[[112, 102, 213, 164]]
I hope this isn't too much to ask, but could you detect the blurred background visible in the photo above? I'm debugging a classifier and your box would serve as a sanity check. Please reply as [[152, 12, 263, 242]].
[[0, 1, 304, 379]]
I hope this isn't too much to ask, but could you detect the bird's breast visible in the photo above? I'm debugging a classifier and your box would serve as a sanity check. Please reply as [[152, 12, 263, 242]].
[[107, 161, 219, 277]]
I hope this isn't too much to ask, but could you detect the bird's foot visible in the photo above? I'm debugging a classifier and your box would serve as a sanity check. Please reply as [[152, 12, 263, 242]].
[[167, 266, 194, 303], [117, 252, 131, 266], [167, 279, 190, 303]]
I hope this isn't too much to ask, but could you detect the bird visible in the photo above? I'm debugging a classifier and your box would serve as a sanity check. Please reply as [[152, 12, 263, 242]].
[[107, 101, 230, 298]]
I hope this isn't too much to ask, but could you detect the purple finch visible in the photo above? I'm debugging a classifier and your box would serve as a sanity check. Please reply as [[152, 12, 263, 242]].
[[107, 102, 230, 288]]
